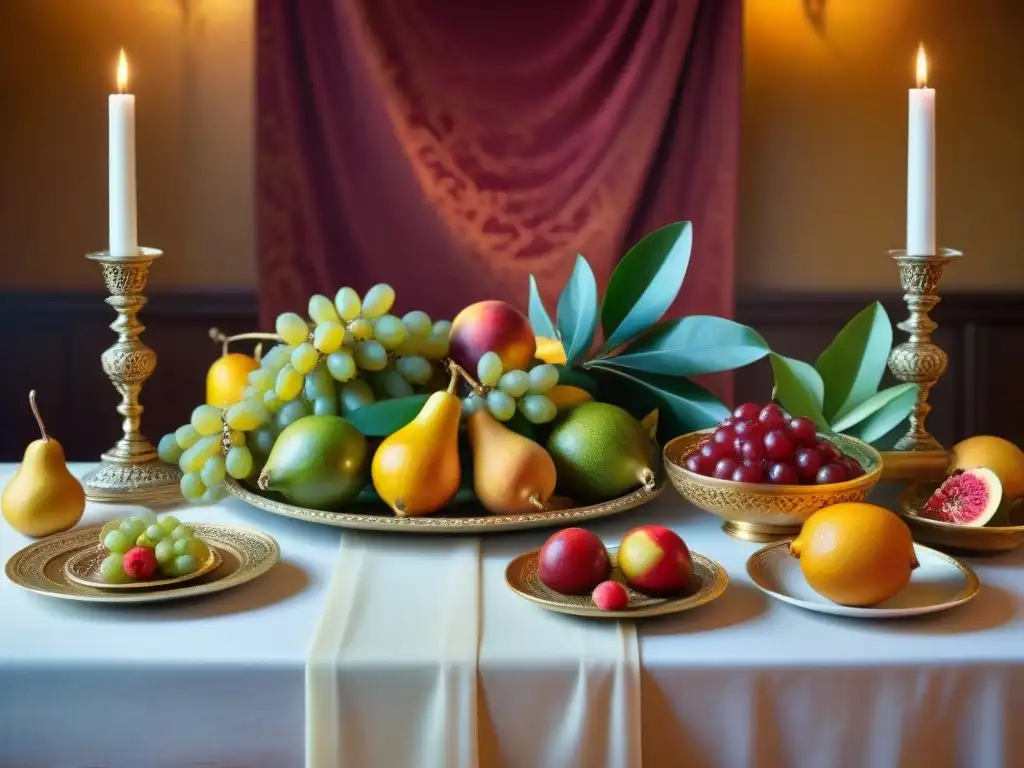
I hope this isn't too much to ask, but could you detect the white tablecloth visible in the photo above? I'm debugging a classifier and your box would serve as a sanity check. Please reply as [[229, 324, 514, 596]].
[[3, 464, 1024, 768]]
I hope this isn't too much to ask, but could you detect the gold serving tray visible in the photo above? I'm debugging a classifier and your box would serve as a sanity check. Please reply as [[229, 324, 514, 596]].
[[5, 523, 279, 604], [504, 545, 728, 619], [899, 483, 1024, 554], [64, 543, 221, 590], [224, 476, 663, 534]]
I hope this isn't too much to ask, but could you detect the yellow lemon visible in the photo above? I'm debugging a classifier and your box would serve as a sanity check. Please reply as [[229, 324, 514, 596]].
[[950, 435, 1024, 499], [789, 502, 918, 607], [546, 385, 593, 411], [534, 336, 566, 365], [206, 353, 259, 408]]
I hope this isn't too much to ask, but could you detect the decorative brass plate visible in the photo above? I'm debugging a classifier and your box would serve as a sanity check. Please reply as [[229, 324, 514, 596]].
[[224, 476, 663, 534], [63, 543, 221, 590], [899, 483, 1024, 554], [504, 546, 728, 619], [5, 523, 279, 604]]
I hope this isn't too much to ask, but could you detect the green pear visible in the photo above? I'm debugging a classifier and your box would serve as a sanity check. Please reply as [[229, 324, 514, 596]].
[[2, 391, 85, 537], [257, 414, 368, 509], [545, 402, 655, 501]]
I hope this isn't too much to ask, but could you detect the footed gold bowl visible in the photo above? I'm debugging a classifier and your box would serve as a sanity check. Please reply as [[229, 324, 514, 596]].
[[663, 429, 883, 542]]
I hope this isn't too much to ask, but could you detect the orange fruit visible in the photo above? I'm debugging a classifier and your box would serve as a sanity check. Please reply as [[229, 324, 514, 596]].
[[534, 336, 566, 365], [950, 435, 1024, 499], [546, 385, 593, 411], [206, 353, 259, 408], [789, 502, 918, 607]]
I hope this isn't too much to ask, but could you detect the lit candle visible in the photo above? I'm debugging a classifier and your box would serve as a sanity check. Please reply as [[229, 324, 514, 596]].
[[109, 49, 137, 257], [907, 44, 935, 255]]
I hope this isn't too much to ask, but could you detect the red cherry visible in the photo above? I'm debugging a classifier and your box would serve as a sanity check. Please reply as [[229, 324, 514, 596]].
[[758, 404, 787, 430], [734, 420, 762, 441], [713, 457, 740, 480], [685, 453, 714, 476], [793, 447, 822, 481], [816, 464, 847, 484], [786, 417, 817, 446], [763, 429, 795, 461], [733, 402, 761, 421], [700, 441, 730, 462], [732, 437, 744, 456], [712, 426, 736, 447], [815, 440, 842, 464], [839, 458, 865, 479], [767, 462, 799, 485], [720, 417, 736, 427], [739, 438, 766, 462], [732, 463, 764, 483]]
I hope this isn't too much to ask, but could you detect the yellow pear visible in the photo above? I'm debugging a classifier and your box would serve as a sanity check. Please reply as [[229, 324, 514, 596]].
[[2, 391, 85, 537], [371, 367, 462, 516], [467, 410, 557, 514]]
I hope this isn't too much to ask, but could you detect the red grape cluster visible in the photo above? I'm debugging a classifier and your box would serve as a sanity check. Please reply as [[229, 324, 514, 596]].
[[683, 402, 865, 486]]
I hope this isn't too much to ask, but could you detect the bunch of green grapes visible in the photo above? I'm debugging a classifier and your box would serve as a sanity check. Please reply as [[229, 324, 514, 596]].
[[269, 283, 451, 413], [98, 514, 210, 582], [157, 399, 269, 504], [463, 352, 559, 424]]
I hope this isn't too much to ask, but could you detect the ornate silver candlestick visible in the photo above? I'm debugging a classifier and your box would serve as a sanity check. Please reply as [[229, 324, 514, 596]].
[[880, 248, 961, 482], [80, 248, 182, 503]]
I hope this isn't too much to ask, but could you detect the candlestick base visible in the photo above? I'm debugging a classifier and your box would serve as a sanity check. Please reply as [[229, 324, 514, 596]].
[[886, 248, 961, 456], [82, 248, 182, 504]]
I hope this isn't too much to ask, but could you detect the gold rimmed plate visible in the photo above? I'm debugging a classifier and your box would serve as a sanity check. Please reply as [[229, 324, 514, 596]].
[[504, 546, 729, 619], [747, 540, 980, 618], [224, 476, 663, 534], [899, 483, 1024, 553], [63, 543, 221, 590], [5, 523, 279, 604]]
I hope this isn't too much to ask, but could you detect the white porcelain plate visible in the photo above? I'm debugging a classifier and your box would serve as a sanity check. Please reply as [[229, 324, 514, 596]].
[[746, 540, 980, 618]]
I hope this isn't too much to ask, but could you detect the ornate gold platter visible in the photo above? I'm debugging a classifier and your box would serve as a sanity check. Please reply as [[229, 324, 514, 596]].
[[504, 546, 728, 619], [899, 483, 1024, 554], [63, 543, 221, 590], [5, 523, 279, 604], [224, 476, 663, 534]]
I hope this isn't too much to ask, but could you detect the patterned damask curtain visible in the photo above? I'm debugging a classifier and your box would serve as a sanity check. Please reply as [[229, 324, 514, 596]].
[[257, 0, 740, 378]]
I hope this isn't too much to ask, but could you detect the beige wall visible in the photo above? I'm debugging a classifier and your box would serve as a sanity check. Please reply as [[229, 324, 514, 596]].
[[1, 0, 1020, 292]]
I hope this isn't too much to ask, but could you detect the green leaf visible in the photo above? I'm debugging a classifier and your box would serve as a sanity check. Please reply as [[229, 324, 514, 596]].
[[831, 382, 918, 432], [815, 301, 894, 422], [588, 363, 729, 435], [596, 316, 769, 376], [553, 365, 600, 398], [344, 394, 429, 437], [843, 384, 918, 444], [527, 274, 557, 339], [556, 255, 599, 364], [599, 221, 692, 354], [769, 353, 829, 430]]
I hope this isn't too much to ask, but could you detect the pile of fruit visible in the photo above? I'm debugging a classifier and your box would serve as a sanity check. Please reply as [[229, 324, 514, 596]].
[[536, 525, 694, 611], [159, 286, 657, 516], [682, 402, 865, 486], [97, 514, 211, 583]]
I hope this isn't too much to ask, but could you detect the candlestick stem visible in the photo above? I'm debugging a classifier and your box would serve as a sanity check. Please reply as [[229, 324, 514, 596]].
[[80, 248, 182, 503], [886, 248, 961, 453]]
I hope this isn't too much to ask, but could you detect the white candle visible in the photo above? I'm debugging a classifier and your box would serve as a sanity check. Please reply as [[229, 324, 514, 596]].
[[907, 44, 935, 255], [109, 49, 138, 257]]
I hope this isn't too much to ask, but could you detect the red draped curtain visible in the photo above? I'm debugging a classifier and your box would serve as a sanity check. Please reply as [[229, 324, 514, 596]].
[[256, 0, 740, 354]]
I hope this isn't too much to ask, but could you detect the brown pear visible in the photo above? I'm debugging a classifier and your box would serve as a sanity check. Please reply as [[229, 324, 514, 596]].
[[2, 391, 85, 537], [467, 410, 557, 515]]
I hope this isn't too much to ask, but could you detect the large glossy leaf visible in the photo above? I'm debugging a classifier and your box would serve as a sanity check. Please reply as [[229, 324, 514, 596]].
[[769, 353, 829, 430], [556, 255, 599, 364], [588, 363, 729, 435], [527, 274, 557, 339], [597, 316, 769, 376], [830, 382, 918, 432], [815, 301, 893, 422], [344, 394, 429, 437], [843, 384, 918, 444], [599, 221, 692, 354]]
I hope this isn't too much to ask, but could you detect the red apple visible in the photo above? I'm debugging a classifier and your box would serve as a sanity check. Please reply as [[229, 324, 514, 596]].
[[537, 527, 611, 595], [616, 526, 693, 595], [449, 300, 536, 374]]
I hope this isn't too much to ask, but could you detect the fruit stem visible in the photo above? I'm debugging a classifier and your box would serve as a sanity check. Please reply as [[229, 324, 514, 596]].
[[394, 499, 406, 513], [209, 328, 282, 358], [256, 471, 270, 491], [446, 360, 485, 396], [638, 467, 656, 491], [28, 390, 48, 441], [528, 494, 546, 511]]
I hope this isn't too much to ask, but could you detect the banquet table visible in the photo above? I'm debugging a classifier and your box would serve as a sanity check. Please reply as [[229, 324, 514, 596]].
[[2, 463, 1024, 768]]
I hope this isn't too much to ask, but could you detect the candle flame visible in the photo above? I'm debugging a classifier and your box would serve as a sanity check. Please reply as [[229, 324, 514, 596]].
[[117, 48, 129, 93], [916, 43, 928, 88]]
